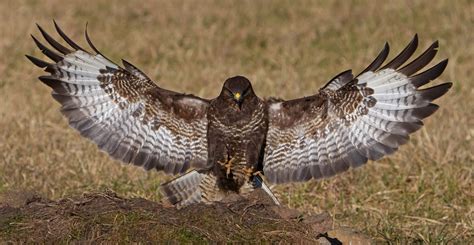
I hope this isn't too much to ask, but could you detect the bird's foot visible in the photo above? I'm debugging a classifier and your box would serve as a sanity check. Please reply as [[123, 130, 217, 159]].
[[219, 157, 235, 178], [253, 171, 263, 177], [243, 166, 254, 179]]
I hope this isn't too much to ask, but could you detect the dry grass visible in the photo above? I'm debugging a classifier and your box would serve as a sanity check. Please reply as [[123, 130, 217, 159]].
[[0, 0, 472, 242]]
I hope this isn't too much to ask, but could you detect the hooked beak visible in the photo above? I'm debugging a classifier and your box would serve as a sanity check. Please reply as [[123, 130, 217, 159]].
[[233, 92, 241, 101], [233, 92, 242, 109]]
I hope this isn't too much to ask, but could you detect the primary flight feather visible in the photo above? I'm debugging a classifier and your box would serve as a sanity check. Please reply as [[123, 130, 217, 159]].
[[27, 22, 451, 208]]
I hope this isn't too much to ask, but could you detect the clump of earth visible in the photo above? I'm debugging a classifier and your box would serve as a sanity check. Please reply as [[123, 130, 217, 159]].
[[0, 189, 370, 243]]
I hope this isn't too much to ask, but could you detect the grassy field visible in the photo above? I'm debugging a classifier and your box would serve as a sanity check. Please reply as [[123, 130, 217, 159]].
[[0, 0, 472, 242]]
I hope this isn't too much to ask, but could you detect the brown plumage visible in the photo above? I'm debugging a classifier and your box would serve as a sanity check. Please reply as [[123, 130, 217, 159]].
[[207, 76, 268, 192], [28, 23, 451, 208]]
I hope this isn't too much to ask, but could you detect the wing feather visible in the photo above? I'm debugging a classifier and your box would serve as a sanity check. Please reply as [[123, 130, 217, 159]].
[[380, 34, 418, 69], [358, 42, 390, 75], [264, 36, 451, 184], [28, 23, 210, 175]]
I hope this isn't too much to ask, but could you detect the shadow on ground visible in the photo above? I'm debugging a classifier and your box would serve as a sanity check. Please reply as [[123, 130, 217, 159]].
[[0, 189, 370, 243]]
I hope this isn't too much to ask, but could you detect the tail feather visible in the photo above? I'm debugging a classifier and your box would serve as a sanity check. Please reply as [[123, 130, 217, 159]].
[[160, 170, 203, 208], [161, 170, 281, 208], [160, 170, 219, 209]]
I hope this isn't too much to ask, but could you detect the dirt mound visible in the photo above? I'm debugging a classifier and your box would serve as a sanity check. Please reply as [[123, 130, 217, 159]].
[[0, 190, 367, 243]]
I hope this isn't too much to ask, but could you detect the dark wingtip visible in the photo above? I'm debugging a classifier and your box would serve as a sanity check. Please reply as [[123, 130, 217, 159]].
[[31, 34, 63, 62], [121, 59, 133, 68], [399, 40, 440, 76], [25, 54, 51, 68], [413, 33, 419, 46], [84, 23, 117, 65], [411, 59, 448, 87], [321, 69, 354, 90], [31, 34, 42, 48], [25, 54, 45, 67], [420, 82, 453, 102], [38, 75, 60, 88], [53, 20, 86, 52], [38, 75, 56, 83], [84, 22, 100, 54], [381, 34, 419, 70], [383, 42, 389, 51], [36, 23, 72, 55], [414, 103, 440, 119], [358, 42, 390, 76]]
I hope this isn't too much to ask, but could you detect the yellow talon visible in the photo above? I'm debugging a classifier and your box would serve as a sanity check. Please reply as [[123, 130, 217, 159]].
[[253, 170, 262, 177], [243, 166, 254, 179], [219, 158, 235, 178]]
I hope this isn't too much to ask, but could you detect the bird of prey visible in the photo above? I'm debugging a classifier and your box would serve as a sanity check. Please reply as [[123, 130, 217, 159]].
[[27, 22, 451, 208]]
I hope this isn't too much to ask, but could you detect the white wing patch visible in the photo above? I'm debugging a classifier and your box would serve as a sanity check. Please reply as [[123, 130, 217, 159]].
[[28, 23, 210, 175], [264, 35, 451, 184]]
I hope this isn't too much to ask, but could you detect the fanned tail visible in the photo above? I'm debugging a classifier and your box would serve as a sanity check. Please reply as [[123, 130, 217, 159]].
[[161, 170, 281, 208], [160, 170, 219, 209]]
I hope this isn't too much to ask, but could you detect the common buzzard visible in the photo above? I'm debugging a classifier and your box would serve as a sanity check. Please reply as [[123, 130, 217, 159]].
[[27, 22, 451, 208]]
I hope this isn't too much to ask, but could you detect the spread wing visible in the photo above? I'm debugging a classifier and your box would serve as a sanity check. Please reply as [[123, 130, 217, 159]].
[[264, 35, 452, 184], [26, 22, 210, 175]]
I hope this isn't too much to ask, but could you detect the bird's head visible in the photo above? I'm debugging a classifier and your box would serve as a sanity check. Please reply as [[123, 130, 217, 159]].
[[221, 76, 254, 110]]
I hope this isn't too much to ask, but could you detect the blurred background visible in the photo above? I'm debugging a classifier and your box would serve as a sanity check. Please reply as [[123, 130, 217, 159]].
[[0, 0, 472, 242]]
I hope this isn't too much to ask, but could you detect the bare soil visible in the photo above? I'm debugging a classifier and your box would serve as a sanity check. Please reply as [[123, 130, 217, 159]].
[[0, 189, 354, 243]]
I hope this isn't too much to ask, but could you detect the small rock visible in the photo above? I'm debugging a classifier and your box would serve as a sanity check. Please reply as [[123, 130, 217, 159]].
[[327, 228, 373, 244]]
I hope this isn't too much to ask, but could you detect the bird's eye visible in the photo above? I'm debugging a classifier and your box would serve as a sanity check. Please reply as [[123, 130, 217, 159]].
[[224, 87, 233, 96]]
